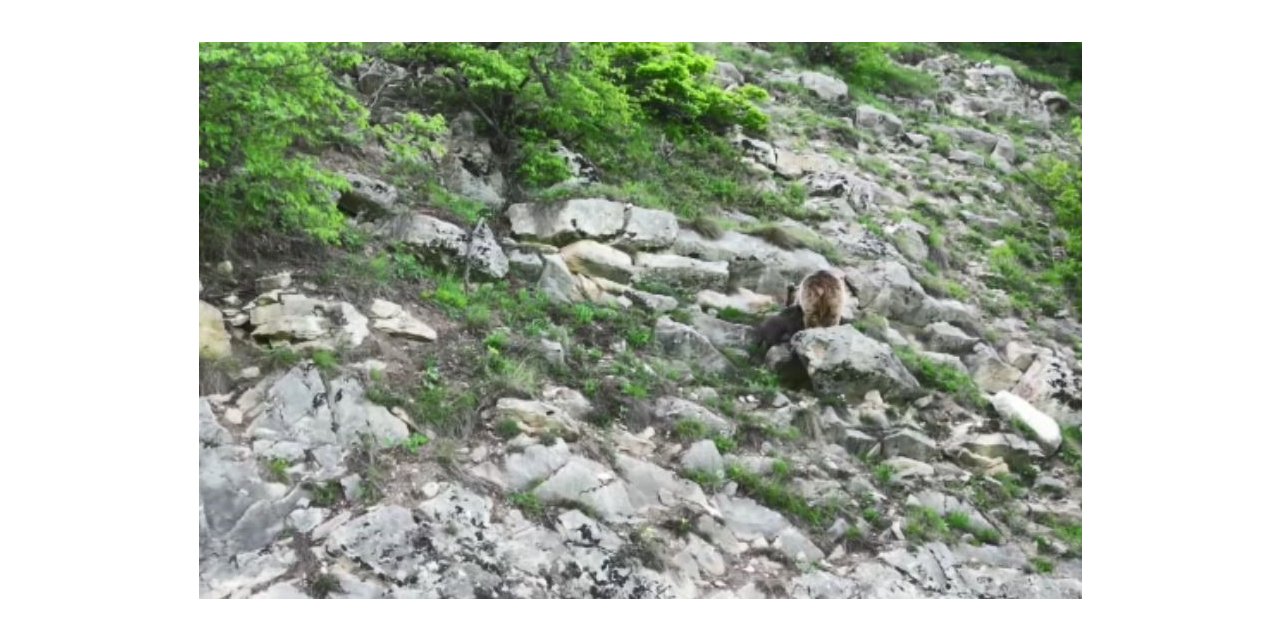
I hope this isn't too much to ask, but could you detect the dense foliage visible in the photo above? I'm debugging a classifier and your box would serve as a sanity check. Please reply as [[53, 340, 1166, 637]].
[[199, 43, 369, 248]]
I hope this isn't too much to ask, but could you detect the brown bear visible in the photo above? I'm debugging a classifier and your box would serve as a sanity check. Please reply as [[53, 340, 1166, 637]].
[[796, 269, 848, 329]]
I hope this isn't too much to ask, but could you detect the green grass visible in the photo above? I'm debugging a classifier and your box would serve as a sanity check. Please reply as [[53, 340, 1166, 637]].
[[682, 469, 726, 493], [726, 464, 837, 530], [510, 492, 546, 520], [267, 458, 290, 484], [311, 350, 339, 374], [894, 346, 988, 408], [712, 434, 737, 454], [400, 432, 430, 455], [261, 346, 300, 371], [873, 463, 893, 486], [1030, 557, 1055, 574], [674, 418, 707, 441], [903, 506, 949, 543], [497, 418, 523, 440], [306, 480, 344, 507]]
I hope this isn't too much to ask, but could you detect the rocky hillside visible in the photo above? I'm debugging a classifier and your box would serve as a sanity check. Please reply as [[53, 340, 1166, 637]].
[[199, 42, 1082, 599]]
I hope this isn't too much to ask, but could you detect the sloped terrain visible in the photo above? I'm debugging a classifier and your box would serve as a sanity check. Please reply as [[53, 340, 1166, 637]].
[[199, 43, 1082, 599]]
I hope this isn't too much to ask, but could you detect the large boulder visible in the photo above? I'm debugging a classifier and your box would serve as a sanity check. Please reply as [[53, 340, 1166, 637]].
[[991, 390, 1062, 454], [923, 321, 979, 354], [200, 301, 232, 359], [506, 199, 628, 245], [799, 71, 849, 102], [337, 172, 398, 219], [856, 105, 904, 136], [440, 112, 507, 209], [792, 326, 922, 401], [248, 294, 369, 349], [612, 206, 679, 252], [560, 240, 634, 283], [634, 253, 729, 291], [654, 317, 731, 373], [1011, 354, 1082, 427], [383, 213, 508, 279]]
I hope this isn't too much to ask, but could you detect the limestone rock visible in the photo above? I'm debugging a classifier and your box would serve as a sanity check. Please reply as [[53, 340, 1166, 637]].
[[560, 240, 634, 283], [200, 300, 232, 359], [792, 326, 922, 401]]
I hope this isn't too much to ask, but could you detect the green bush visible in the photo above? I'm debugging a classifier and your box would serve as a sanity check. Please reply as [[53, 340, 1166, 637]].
[[199, 43, 368, 247]]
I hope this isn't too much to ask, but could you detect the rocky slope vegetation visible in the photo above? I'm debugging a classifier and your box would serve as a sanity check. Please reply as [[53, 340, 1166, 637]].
[[199, 42, 1082, 599]]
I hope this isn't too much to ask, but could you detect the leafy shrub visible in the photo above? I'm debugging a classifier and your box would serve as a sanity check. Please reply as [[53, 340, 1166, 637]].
[[199, 43, 367, 248]]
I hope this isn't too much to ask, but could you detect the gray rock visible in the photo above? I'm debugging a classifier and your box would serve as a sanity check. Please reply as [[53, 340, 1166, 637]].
[[892, 226, 929, 263], [368, 299, 436, 341], [634, 253, 729, 291], [884, 456, 934, 483], [508, 248, 545, 281], [653, 317, 730, 373], [539, 339, 566, 368], [713, 494, 791, 539], [843, 428, 878, 457], [440, 112, 506, 209], [882, 429, 937, 461], [1004, 341, 1042, 371], [653, 396, 734, 436], [775, 526, 824, 564], [492, 398, 583, 436], [903, 132, 930, 147], [337, 172, 398, 219], [1011, 355, 1082, 427], [924, 321, 979, 354], [560, 240, 633, 282], [846, 260, 928, 323], [791, 571, 856, 598], [534, 456, 636, 522], [949, 149, 985, 166], [959, 432, 1039, 463], [1040, 90, 1073, 112], [920, 350, 967, 372], [328, 375, 411, 449], [325, 505, 420, 578], [798, 70, 849, 102], [681, 440, 725, 476], [385, 214, 508, 280], [200, 301, 232, 359], [713, 61, 745, 88], [618, 454, 715, 515], [992, 391, 1062, 454], [536, 254, 581, 304], [503, 440, 572, 491], [688, 310, 753, 351], [200, 398, 232, 446], [625, 288, 680, 312], [856, 105, 904, 136], [967, 345, 1022, 393], [792, 326, 922, 402], [506, 199, 628, 245], [613, 205, 680, 251]]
